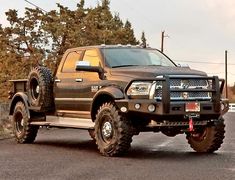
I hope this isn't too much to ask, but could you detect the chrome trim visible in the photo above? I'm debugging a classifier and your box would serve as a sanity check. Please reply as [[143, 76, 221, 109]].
[[170, 85, 209, 89], [75, 78, 83, 82], [149, 81, 157, 99], [155, 97, 211, 101], [102, 122, 113, 138], [154, 79, 211, 100], [55, 98, 93, 101]]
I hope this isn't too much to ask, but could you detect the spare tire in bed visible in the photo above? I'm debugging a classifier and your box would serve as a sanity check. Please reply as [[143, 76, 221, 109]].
[[27, 66, 54, 112]]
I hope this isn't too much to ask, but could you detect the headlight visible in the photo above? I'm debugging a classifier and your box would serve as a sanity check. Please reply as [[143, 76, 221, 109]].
[[127, 82, 152, 96]]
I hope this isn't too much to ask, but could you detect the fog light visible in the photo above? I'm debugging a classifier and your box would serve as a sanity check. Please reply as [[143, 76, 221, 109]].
[[148, 104, 156, 112], [120, 107, 127, 112], [134, 103, 141, 110]]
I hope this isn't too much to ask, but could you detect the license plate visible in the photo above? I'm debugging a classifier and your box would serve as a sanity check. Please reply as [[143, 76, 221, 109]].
[[185, 102, 200, 112]]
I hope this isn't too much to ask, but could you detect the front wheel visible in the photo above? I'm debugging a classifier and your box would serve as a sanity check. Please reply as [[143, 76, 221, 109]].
[[186, 118, 225, 153], [12, 102, 39, 143], [94, 102, 133, 157]]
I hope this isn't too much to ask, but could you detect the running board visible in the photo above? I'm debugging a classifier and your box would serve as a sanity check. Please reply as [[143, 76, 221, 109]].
[[30, 116, 94, 130]]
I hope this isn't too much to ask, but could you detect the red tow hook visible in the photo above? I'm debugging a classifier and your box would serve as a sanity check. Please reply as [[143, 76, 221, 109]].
[[189, 117, 194, 132]]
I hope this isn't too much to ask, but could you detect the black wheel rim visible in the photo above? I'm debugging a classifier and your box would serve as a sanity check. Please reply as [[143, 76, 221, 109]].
[[30, 78, 39, 100], [15, 112, 24, 134], [191, 128, 208, 141]]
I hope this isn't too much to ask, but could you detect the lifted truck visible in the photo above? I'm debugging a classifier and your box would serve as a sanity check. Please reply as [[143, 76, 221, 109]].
[[9, 45, 229, 156]]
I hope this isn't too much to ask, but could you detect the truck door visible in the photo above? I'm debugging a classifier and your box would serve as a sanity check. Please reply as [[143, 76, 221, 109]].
[[54, 50, 85, 112], [76, 49, 103, 111]]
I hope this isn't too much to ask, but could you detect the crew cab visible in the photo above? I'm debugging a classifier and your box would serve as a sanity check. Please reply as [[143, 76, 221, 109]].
[[9, 45, 229, 156]]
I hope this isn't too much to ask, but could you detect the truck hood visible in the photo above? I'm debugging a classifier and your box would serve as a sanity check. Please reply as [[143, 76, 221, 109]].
[[110, 66, 207, 78]]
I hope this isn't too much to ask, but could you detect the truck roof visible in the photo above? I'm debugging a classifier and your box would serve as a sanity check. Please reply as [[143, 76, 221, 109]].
[[65, 44, 154, 51]]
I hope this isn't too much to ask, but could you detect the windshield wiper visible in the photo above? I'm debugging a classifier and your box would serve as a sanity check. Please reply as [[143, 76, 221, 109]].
[[112, 65, 139, 68]]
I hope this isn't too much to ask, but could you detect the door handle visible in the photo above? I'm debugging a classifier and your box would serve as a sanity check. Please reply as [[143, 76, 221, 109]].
[[55, 79, 61, 83], [75, 78, 83, 82]]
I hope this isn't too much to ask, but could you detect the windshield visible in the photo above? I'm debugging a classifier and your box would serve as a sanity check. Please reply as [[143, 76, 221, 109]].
[[101, 48, 176, 68]]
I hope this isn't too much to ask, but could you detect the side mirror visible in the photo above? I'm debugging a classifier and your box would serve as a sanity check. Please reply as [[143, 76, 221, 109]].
[[77, 61, 90, 66], [76, 61, 104, 79]]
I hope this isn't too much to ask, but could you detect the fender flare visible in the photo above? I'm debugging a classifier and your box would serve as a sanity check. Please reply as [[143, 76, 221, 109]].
[[93, 86, 124, 101], [91, 86, 125, 120], [9, 92, 30, 119]]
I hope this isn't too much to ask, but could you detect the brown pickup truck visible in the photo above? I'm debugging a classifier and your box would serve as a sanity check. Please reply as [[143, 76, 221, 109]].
[[9, 45, 229, 156]]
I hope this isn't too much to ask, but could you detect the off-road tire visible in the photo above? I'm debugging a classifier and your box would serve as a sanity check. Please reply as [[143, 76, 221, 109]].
[[88, 129, 95, 140], [186, 118, 225, 153], [27, 66, 54, 112], [12, 102, 39, 143], [94, 102, 133, 157]]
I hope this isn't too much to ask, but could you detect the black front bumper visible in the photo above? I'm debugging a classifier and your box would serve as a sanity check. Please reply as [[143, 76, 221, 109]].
[[115, 75, 229, 121], [116, 99, 229, 120]]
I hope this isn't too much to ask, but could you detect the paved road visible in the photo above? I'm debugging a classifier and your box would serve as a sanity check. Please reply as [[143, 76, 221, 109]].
[[0, 113, 234, 180]]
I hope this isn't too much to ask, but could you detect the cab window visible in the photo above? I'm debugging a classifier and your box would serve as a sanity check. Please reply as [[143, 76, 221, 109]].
[[62, 51, 82, 72], [83, 49, 100, 66]]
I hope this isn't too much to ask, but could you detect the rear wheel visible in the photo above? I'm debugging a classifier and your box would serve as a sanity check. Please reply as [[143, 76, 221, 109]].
[[12, 102, 39, 143], [88, 129, 95, 140], [94, 102, 133, 157], [186, 118, 225, 153]]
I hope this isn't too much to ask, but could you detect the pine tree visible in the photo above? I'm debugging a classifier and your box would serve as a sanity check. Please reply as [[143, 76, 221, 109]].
[[77, 0, 85, 9], [0, 0, 141, 101], [123, 20, 138, 45], [141, 31, 147, 48]]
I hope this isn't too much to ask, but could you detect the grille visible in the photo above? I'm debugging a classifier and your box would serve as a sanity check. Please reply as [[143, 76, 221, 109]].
[[170, 79, 208, 87], [155, 79, 211, 100]]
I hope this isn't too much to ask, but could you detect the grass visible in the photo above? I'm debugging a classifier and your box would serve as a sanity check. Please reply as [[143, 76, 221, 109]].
[[0, 126, 4, 135], [0, 118, 12, 139]]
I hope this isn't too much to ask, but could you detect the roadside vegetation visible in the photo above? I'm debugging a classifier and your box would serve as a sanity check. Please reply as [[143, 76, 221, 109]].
[[0, 103, 11, 138], [0, 0, 234, 103], [0, 0, 146, 102], [0, 118, 12, 138], [228, 87, 235, 102]]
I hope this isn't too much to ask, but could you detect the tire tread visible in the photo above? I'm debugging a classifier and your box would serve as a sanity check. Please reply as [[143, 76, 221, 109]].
[[95, 102, 133, 157], [186, 118, 225, 153]]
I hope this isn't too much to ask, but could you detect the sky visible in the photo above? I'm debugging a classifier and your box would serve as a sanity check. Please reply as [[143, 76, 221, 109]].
[[0, 0, 235, 85]]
